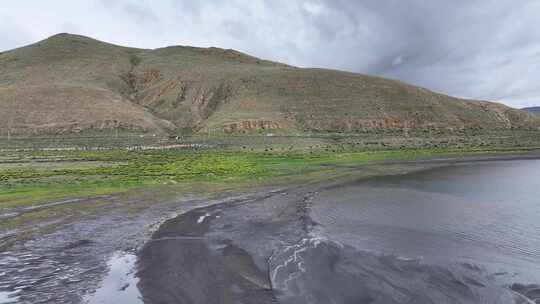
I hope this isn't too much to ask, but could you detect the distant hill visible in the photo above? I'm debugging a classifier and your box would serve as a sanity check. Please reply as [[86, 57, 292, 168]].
[[522, 107, 540, 114], [1, 33, 539, 136]]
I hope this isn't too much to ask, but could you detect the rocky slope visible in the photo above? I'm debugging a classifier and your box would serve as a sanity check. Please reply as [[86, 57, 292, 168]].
[[1, 33, 539, 136]]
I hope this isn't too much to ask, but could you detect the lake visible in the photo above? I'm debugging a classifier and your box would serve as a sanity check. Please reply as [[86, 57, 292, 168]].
[[287, 159, 540, 303]]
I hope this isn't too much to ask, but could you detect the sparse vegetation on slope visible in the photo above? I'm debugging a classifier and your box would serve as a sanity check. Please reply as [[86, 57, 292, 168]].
[[1, 33, 539, 138]]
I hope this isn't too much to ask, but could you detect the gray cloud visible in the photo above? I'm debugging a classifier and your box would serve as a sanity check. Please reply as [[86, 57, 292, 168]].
[[0, 0, 539, 107], [124, 4, 158, 25]]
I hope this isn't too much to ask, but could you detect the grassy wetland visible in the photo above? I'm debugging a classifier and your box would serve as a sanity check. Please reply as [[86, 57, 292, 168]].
[[1, 145, 536, 207], [1, 135, 539, 244]]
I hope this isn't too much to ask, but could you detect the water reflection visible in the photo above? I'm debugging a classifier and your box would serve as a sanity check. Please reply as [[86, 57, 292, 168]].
[[0, 291, 19, 304], [84, 252, 142, 304], [308, 160, 540, 298]]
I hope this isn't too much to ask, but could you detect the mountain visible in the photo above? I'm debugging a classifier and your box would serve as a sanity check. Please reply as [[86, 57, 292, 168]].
[[1, 33, 539, 136], [522, 107, 540, 115]]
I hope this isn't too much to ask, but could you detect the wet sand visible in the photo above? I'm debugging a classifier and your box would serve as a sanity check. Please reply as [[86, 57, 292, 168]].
[[136, 186, 319, 304], [0, 191, 292, 303]]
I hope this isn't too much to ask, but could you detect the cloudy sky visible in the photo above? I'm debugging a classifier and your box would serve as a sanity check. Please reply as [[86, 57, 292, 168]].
[[1, 0, 539, 108]]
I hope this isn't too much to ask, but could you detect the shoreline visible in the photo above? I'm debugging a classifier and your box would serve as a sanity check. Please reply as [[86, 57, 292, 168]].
[[0, 153, 540, 303], [136, 155, 540, 303], [2, 149, 540, 239], [1, 150, 540, 302]]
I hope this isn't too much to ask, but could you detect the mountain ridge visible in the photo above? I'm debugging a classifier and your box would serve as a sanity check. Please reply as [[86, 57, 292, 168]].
[[1, 33, 539, 137], [522, 107, 540, 114]]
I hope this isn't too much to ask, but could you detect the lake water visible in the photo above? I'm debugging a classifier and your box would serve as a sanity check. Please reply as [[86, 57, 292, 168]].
[[276, 159, 540, 303], [0, 291, 19, 304], [83, 252, 142, 304]]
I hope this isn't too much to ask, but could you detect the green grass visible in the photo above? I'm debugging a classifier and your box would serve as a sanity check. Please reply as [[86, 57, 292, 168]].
[[2, 147, 538, 210], [0, 150, 260, 208], [1, 146, 539, 248]]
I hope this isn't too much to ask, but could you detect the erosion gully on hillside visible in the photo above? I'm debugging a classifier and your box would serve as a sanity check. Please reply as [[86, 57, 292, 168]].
[[2, 34, 540, 137], [1, 156, 540, 304]]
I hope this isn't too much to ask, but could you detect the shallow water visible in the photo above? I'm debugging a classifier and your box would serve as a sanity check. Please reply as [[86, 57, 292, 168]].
[[312, 160, 540, 270], [0, 291, 19, 304], [284, 159, 540, 303], [84, 252, 142, 304]]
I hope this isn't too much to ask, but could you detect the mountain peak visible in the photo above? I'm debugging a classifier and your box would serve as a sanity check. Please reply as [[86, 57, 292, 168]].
[[43, 32, 96, 43], [36, 33, 141, 52]]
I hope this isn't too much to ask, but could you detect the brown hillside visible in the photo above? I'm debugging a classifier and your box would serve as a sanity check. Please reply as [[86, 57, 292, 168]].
[[1, 33, 539, 136]]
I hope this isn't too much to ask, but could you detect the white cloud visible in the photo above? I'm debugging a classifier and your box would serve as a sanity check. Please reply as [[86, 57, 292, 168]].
[[0, 0, 539, 108], [392, 56, 403, 66]]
